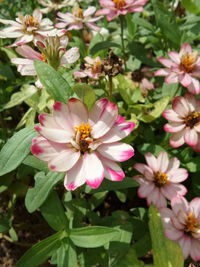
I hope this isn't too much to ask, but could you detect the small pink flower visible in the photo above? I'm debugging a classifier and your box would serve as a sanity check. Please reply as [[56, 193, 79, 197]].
[[74, 56, 103, 80], [11, 36, 79, 87], [155, 43, 200, 95], [160, 196, 200, 261], [38, 0, 73, 14], [133, 151, 188, 208], [56, 6, 103, 32], [163, 93, 200, 150], [0, 9, 59, 46], [31, 98, 135, 190], [96, 0, 149, 21]]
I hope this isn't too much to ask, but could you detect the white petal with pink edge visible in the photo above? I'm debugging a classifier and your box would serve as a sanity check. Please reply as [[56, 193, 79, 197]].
[[170, 130, 186, 148], [97, 142, 134, 162], [164, 122, 185, 133], [154, 68, 170, 76], [168, 51, 181, 64], [84, 152, 104, 189], [166, 157, 180, 172], [161, 183, 187, 200], [179, 236, 191, 259], [48, 149, 80, 172], [157, 151, 169, 173], [162, 109, 183, 122], [190, 198, 200, 218], [52, 102, 73, 133], [157, 57, 175, 68], [184, 128, 198, 146], [190, 239, 200, 261], [168, 168, 188, 183], [172, 96, 190, 117], [67, 98, 88, 127], [100, 121, 135, 143], [171, 196, 189, 215]]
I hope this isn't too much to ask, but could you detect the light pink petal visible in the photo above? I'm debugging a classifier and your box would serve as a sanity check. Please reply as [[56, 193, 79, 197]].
[[99, 155, 125, 181], [161, 183, 187, 200], [85, 22, 101, 32], [48, 149, 80, 172], [187, 78, 200, 95], [179, 236, 191, 260], [165, 72, 179, 84], [168, 168, 188, 183], [11, 34, 34, 46], [180, 43, 192, 54], [16, 45, 42, 60], [67, 98, 88, 127], [91, 101, 118, 139], [171, 196, 189, 215], [162, 109, 183, 122], [157, 151, 169, 173], [164, 122, 185, 133], [166, 157, 180, 172], [147, 188, 166, 208], [184, 128, 198, 146], [144, 152, 158, 172], [157, 57, 175, 68], [190, 198, 200, 218], [84, 152, 104, 189], [138, 182, 155, 198], [133, 163, 154, 180], [89, 98, 109, 123], [172, 96, 190, 116], [165, 227, 184, 241], [170, 130, 186, 148], [100, 121, 135, 143], [97, 142, 134, 162], [190, 239, 200, 261], [180, 73, 192, 87], [154, 68, 170, 76], [168, 51, 181, 64]]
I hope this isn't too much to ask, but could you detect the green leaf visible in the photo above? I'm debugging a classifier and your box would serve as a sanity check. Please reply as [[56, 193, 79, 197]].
[[34, 60, 73, 102], [40, 191, 68, 231], [15, 232, 64, 267], [0, 127, 37, 176], [90, 41, 120, 55], [4, 85, 37, 109], [70, 226, 119, 248], [186, 157, 200, 172], [137, 143, 165, 156], [116, 247, 145, 267], [152, 0, 182, 47], [139, 97, 170, 123], [57, 240, 77, 267], [25, 172, 64, 213], [182, 0, 200, 14], [0, 216, 11, 233], [72, 83, 96, 109], [126, 13, 136, 38], [149, 206, 184, 267], [23, 155, 49, 172]]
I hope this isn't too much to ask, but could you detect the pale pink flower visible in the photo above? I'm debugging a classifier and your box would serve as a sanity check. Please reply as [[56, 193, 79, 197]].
[[96, 0, 149, 21], [37, 0, 73, 13], [155, 43, 200, 95], [0, 9, 59, 46], [160, 196, 200, 261], [31, 98, 135, 190], [163, 93, 200, 150], [56, 6, 103, 32], [74, 56, 103, 80], [133, 151, 188, 208], [11, 36, 79, 87]]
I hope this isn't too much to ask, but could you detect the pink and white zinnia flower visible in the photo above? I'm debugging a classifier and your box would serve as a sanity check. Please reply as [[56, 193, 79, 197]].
[[11, 36, 79, 87], [163, 93, 200, 150], [155, 43, 200, 95], [31, 98, 135, 190], [96, 0, 149, 21], [0, 9, 57, 46], [56, 6, 103, 32], [161, 196, 200, 261], [133, 151, 188, 208]]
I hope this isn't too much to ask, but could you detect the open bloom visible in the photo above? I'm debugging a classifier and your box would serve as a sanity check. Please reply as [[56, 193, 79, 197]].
[[74, 56, 103, 80], [37, 0, 74, 13], [31, 98, 135, 190], [0, 9, 58, 46], [155, 43, 200, 95], [11, 36, 79, 87], [163, 93, 200, 150], [160, 196, 200, 261], [96, 0, 149, 21], [56, 6, 103, 32], [133, 151, 188, 208]]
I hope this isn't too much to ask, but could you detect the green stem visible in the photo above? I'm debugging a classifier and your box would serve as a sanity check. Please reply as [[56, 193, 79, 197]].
[[120, 15, 127, 71], [108, 76, 113, 99]]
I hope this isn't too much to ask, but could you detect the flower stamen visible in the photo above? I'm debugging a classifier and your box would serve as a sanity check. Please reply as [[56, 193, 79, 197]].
[[113, 0, 126, 9], [185, 213, 200, 233], [154, 171, 169, 187], [184, 111, 200, 128], [181, 52, 198, 72], [72, 7, 84, 18]]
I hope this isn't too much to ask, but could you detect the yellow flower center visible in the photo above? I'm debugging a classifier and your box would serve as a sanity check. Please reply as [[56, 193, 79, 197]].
[[185, 213, 200, 233], [181, 52, 198, 72], [92, 59, 103, 74], [113, 0, 126, 9], [72, 7, 84, 18], [154, 171, 169, 187], [184, 111, 200, 128], [41, 53, 47, 62], [74, 123, 92, 141]]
